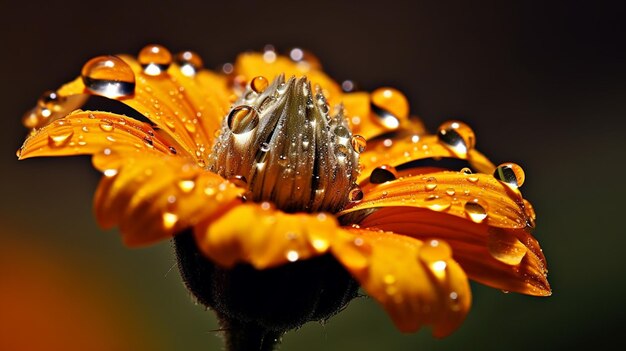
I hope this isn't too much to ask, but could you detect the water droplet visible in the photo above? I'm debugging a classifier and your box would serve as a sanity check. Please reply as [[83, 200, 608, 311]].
[[348, 186, 364, 202], [227, 105, 259, 134], [335, 144, 350, 160], [445, 188, 456, 196], [21, 108, 40, 128], [250, 76, 269, 94], [333, 125, 350, 139], [464, 199, 488, 223], [494, 162, 525, 189], [287, 250, 300, 262], [178, 180, 196, 193], [350, 135, 366, 153], [424, 177, 437, 191], [370, 165, 398, 184], [38, 90, 65, 111], [371, 87, 408, 130], [424, 195, 451, 211], [174, 51, 203, 76], [437, 120, 476, 158], [260, 142, 271, 152], [47, 129, 74, 148], [168, 146, 177, 154], [419, 239, 452, 262], [81, 55, 135, 98], [139, 44, 172, 76], [460, 167, 472, 175], [162, 212, 179, 230]]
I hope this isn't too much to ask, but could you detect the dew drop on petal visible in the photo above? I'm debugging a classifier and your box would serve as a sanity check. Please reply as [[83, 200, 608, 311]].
[[350, 135, 366, 153], [437, 120, 476, 158], [464, 199, 488, 223], [251, 76, 269, 94], [139, 44, 172, 76], [47, 129, 74, 148], [348, 185, 364, 202], [424, 195, 451, 212], [227, 106, 259, 134], [494, 162, 525, 189], [174, 51, 203, 77], [371, 87, 408, 130], [370, 164, 398, 184], [81, 55, 135, 98]]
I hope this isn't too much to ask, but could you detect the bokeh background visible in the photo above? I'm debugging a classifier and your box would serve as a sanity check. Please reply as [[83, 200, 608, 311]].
[[1, 1, 625, 350]]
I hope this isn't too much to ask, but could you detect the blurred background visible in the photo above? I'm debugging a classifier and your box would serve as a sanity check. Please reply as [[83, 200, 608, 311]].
[[1, 1, 624, 350]]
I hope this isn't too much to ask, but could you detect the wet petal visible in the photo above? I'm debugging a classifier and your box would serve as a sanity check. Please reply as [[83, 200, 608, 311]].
[[345, 208, 550, 296], [93, 153, 243, 246], [357, 134, 495, 184], [193, 204, 339, 269], [332, 228, 471, 337], [54, 53, 229, 160], [18, 111, 179, 160]]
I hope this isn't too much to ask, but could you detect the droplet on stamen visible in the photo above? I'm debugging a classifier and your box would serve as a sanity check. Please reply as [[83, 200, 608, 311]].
[[227, 106, 259, 134]]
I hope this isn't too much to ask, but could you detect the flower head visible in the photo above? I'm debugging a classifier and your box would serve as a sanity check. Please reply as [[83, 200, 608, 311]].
[[18, 44, 550, 346]]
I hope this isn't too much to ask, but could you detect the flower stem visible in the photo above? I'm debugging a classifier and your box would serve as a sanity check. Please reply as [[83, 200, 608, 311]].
[[220, 316, 282, 351]]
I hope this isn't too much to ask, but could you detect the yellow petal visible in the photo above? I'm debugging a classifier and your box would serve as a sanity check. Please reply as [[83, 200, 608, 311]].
[[332, 228, 471, 337], [357, 134, 495, 184], [93, 153, 243, 246], [347, 208, 550, 296], [193, 204, 339, 269], [18, 111, 179, 160], [54, 53, 229, 160]]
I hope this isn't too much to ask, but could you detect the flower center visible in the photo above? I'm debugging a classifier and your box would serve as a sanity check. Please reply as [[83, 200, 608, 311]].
[[209, 75, 361, 213]]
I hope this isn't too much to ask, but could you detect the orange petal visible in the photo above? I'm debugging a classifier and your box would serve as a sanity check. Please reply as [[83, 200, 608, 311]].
[[332, 228, 471, 337], [193, 204, 339, 269], [93, 153, 243, 246], [357, 134, 495, 184], [54, 53, 229, 160], [234, 52, 342, 102], [18, 111, 179, 160], [346, 208, 550, 297]]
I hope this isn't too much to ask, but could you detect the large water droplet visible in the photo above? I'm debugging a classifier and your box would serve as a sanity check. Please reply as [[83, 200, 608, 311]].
[[139, 44, 172, 76], [82, 55, 135, 98], [348, 186, 364, 202], [174, 51, 203, 76], [370, 165, 398, 184], [228, 175, 248, 188], [350, 135, 366, 153], [47, 128, 74, 148], [437, 120, 475, 158], [227, 106, 259, 134], [464, 199, 488, 223], [335, 144, 350, 160], [251, 76, 269, 94], [494, 162, 525, 189], [371, 87, 409, 130], [334, 125, 350, 139]]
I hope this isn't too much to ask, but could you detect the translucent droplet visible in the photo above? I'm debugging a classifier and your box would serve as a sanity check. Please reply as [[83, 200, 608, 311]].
[[370, 165, 398, 184], [227, 106, 259, 134], [138, 44, 172, 76], [47, 129, 74, 148], [371, 87, 409, 130], [494, 162, 525, 189], [334, 125, 350, 139], [174, 51, 203, 76], [350, 135, 366, 153], [419, 239, 452, 262], [81, 55, 136, 98], [460, 167, 472, 175], [424, 195, 451, 211], [348, 186, 364, 202], [251, 76, 269, 94], [445, 187, 456, 196], [424, 177, 437, 191], [464, 199, 488, 223], [38, 90, 65, 111], [437, 120, 476, 158], [22, 108, 40, 129], [99, 120, 114, 132], [335, 144, 350, 160]]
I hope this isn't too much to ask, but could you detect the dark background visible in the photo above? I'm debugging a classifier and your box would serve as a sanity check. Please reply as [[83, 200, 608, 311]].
[[1, 1, 625, 350]]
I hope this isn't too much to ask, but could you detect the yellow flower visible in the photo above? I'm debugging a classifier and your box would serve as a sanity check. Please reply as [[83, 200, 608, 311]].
[[17, 45, 550, 345]]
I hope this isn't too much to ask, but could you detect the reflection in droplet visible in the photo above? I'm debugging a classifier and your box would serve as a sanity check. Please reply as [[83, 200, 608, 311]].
[[174, 51, 203, 76], [424, 195, 451, 211], [227, 106, 259, 134], [371, 87, 408, 130], [464, 199, 488, 223], [370, 165, 398, 184], [494, 162, 525, 189], [47, 129, 74, 148], [437, 120, 475, 158], [81, 55, 136, 98], [139, 44, 172, 76], [350, 135, 366, 153], [251, 76, 269, 94], [348, 186, 364, 202]]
